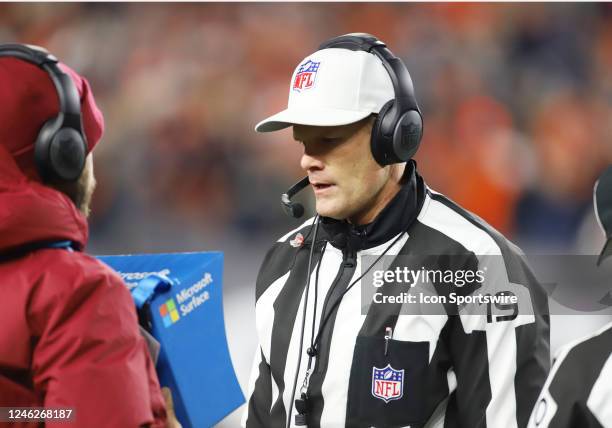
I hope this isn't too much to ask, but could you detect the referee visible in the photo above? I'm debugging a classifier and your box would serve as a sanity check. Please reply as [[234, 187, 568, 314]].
[[244, 33, 550, 428], [527, 166, 612, 428]]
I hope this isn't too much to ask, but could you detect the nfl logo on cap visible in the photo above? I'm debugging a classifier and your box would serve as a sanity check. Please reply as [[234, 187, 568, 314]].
[[293, 59, 320, 92], [372, 364, 404, 403]]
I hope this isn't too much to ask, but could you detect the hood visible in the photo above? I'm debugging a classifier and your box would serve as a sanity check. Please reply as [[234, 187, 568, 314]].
[[0, 145, 87, 253]]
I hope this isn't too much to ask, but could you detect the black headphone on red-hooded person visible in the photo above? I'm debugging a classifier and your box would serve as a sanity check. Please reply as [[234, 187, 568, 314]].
[[0, 43, 87, 183]]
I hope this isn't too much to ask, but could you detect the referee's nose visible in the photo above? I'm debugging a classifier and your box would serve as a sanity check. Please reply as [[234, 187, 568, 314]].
[[300, 147, 325, 173]]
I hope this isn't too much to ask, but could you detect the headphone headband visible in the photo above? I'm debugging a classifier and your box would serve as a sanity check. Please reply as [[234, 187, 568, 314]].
[[0, 44, 81, 117], [0, 43, 57, 66], [318, 33, 421, 116], [318, 33, 385, 52], [317, 33, 424, 165]]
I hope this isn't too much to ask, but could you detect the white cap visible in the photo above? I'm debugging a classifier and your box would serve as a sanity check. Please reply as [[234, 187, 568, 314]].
[[255, 48, 394, 132]]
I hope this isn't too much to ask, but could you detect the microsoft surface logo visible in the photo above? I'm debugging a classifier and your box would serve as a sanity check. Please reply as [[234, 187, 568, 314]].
[[159, 298, 180, 327]]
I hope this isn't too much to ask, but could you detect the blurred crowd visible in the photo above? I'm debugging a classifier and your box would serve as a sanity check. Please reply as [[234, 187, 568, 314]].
[[1, 2, 611, 255]]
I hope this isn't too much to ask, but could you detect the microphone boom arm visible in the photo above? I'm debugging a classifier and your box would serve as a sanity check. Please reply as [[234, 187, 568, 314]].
[[281, 176, 310, 218]]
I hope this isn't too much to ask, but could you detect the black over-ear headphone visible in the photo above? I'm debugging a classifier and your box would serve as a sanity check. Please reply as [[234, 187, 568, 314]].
[[319, 33, 423, 166], [0, 43, 87, 182]]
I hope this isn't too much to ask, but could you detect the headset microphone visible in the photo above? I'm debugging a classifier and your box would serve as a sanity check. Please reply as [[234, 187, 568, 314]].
[[281, 176, 309, 218]]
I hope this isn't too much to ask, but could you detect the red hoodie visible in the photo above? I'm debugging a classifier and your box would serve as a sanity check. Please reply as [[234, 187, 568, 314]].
[[0, 146, 167, 426]]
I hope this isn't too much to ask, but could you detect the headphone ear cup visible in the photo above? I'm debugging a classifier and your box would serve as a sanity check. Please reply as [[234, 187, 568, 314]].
[[35, 118, 86, 182], [370, 100, 395, 166], [34, 118, 61, 180], [392, 109, 423, 162], [48, 128, 86, 181]]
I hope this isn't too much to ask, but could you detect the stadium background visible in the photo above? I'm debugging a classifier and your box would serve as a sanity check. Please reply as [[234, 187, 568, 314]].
[[2, 3, 612, 426]]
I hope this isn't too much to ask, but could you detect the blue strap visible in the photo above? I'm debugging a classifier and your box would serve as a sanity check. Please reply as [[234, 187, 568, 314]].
[[46, 240, 75, 251], [0, 240, 76, 262], [131, 273, 174, 309]]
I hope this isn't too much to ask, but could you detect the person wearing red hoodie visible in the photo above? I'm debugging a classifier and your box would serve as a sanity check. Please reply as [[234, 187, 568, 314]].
[[0, 45, 170, 427]]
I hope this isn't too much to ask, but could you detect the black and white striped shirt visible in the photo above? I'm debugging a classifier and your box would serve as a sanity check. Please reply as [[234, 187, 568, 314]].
[[527, 322, 612, 428], [243, 167, 550, 428]]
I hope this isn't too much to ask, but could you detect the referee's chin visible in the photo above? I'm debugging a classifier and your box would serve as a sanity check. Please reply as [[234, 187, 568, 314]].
[[314, 198, 349, 221]]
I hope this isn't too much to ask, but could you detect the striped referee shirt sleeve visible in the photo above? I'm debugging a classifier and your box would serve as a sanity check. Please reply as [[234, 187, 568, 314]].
[[447, 252, 550, 428], [242, 238, 302, 428], [409, 191, 550, 427], [242, 346, 273, 428]]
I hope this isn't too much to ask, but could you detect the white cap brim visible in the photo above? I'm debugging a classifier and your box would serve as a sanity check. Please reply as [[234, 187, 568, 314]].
[[255, 107, 372, 133]]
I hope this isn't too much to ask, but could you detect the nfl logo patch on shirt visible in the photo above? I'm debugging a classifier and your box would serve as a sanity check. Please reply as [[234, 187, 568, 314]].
[[289, 232, 305, 248], [293, 59, 320, 92], [372, 364, 404, 403]]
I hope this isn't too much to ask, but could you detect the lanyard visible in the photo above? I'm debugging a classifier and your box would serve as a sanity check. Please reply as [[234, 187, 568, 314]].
[[295, 230, 407, 426]]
